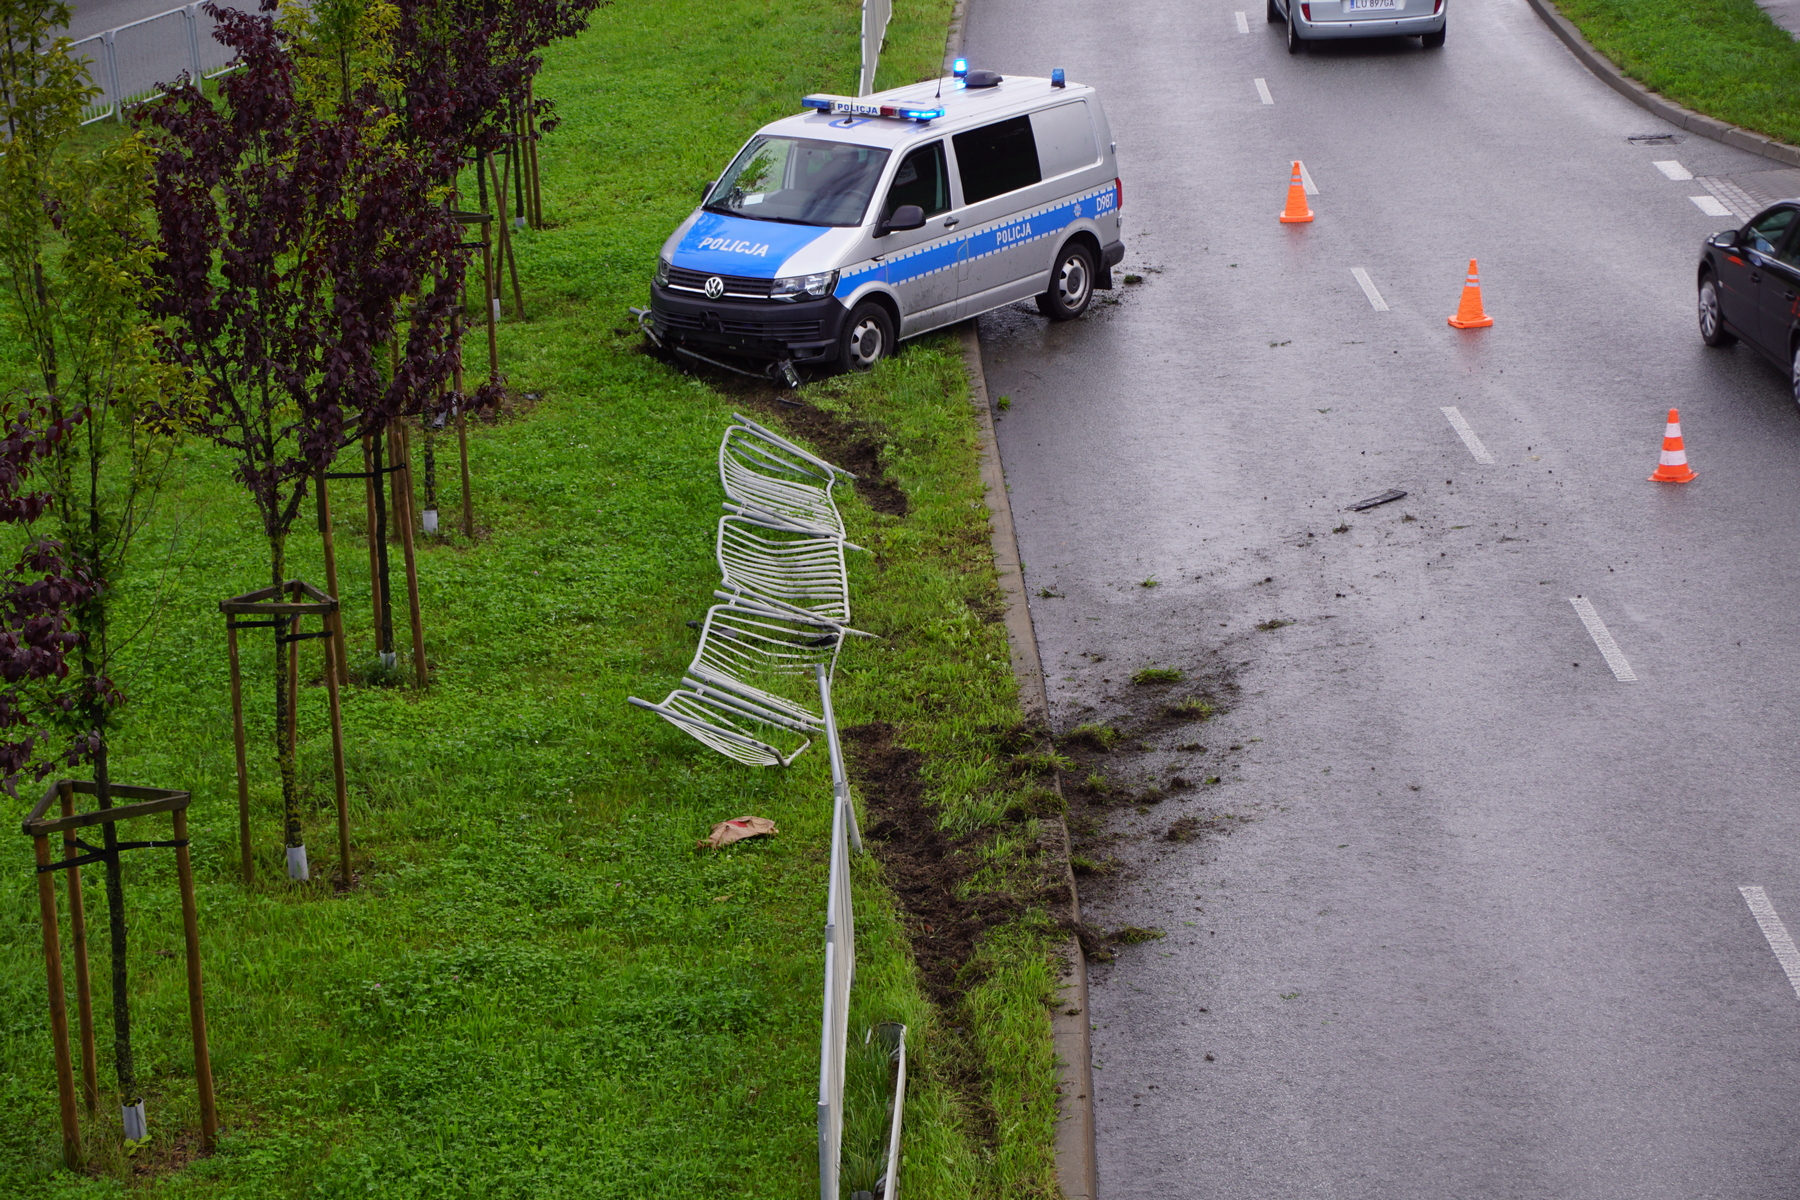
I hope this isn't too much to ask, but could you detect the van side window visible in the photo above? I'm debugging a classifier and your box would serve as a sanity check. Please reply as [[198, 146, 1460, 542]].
[[1030, 102, 1098, 179], [883, 141, 950, 219], [953, 116, 1042, 205]]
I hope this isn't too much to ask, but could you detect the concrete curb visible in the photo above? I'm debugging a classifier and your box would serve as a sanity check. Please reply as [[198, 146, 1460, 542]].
[[1525, 0, 1800, 168], [957, 322, 1098, 1200]]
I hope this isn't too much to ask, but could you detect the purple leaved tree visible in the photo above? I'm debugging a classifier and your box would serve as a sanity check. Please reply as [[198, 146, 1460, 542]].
[[139, 2, 470, 880]]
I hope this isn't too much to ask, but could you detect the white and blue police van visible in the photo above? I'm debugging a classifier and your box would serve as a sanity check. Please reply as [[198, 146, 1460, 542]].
[[642, 64, 1124, 380]]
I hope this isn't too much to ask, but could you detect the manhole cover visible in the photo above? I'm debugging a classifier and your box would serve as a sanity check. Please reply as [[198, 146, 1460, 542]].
[[1627, 133, 1682, 145]]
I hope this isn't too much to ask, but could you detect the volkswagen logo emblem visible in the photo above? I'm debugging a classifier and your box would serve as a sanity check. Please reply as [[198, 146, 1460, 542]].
[[703, 275, 726, 300]]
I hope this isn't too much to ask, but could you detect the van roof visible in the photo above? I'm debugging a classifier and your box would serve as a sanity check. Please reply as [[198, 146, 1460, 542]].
[[761, 74, 1097, 150]]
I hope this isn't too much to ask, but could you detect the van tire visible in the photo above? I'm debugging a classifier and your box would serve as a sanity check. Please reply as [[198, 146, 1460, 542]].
[[1287, 13, 1306, 52], [1036, 242, 1098, 321], [1422, 20, 1445, 47], [837, 301, 893, 372], [1267, 0, 1281, 22]]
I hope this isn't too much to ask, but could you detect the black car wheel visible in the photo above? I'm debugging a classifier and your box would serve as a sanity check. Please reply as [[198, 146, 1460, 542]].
[[837, 301, 892, 372], [1267, 0, 1281, 21], [1287, 12, 1306, 52], [1422, 20, 1445, 48], [1790, 343, 1800, 410], [1698, 274, 1736, 347], [1036, 242, 1097, 321]]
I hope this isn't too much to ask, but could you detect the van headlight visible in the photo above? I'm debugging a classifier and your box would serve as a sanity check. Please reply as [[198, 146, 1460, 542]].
[[653, 256, 671, 287], [769, 271, 837, 302]]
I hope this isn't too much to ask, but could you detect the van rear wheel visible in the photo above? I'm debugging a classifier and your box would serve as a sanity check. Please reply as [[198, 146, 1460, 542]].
[[836, 301, 892, 372], [1036, 242, 1097, 321]]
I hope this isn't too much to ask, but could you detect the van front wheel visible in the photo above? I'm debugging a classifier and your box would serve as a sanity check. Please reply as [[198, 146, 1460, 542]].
[[1036, 242, 1097, 321], [837, 301, 893, 372]]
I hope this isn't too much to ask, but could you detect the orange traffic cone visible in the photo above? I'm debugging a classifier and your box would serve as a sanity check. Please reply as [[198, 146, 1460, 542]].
[[1447, 258, 1494, 328], [1649, 408, 1697, 483], [1278, 161, 1313, 224]]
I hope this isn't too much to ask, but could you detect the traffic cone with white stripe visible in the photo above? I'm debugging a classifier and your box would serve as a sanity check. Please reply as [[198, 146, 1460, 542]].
[[1649, 408, 1697, 483], [1447, 259, 1494, 328], [1278, 161, 1313, 224]]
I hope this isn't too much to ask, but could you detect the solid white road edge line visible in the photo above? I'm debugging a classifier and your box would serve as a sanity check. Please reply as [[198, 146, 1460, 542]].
[[1255, 77, 1273, 104], [1440, 406, 1496, 464], [1691, 195, 1733, 217], [1350, 267, 1388, 311], [1298, 160, 1318, 195], [1654, 160, 1692, 180], [1236, 10, 1250, 32], [1740, 886, 1800, 1002], [1568, 597, 1637, 681]]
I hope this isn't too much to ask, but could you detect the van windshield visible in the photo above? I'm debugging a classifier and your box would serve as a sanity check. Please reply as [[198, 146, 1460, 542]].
[[704, 136, 891, 228]]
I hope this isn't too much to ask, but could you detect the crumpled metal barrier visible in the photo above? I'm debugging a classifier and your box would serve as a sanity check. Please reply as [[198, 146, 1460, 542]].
[[716, 513, 855, 625], [631, 418, 866, 766], [720, 414, 861, 546]]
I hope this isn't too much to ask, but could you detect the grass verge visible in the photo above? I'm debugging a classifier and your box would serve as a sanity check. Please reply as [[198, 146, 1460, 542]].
[[0, 0, 1067, 1196], [1550, 0, 1800, 147]]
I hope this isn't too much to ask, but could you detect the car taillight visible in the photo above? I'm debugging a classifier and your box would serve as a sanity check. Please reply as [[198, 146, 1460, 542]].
[[1300, 3, 1311, 17], [1433, 0, 1442, 10], [1114, 177, 1123, 212]]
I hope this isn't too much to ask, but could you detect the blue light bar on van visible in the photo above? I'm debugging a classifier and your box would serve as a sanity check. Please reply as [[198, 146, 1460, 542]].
[[953, 58, 968, 78], [801, 94, 945, 122], [1051, 68, 1066, 88]]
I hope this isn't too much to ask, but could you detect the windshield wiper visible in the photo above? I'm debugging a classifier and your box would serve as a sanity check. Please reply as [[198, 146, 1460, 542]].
[[698, 206, 826, 227]]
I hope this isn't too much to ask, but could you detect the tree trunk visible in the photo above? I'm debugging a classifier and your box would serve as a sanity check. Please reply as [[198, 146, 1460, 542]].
[[370, 428, 395, 667], [93, 737, 134, 1107], [271, 535, 305, 879]]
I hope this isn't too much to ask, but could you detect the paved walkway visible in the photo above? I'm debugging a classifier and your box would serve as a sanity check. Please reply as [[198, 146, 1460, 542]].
[[1756, 0, 1800, 39]]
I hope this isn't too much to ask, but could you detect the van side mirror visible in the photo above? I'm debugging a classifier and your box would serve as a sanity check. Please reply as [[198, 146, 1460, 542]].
[[876, 205, 926, 236], [700, 180, 714, 202]]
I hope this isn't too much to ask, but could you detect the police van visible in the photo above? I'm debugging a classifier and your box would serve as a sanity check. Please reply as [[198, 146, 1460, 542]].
[[643, 64, 1124, 379]]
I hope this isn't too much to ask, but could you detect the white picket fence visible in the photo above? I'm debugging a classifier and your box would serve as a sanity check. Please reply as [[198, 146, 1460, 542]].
[[858, 0, 891, 97], [71, 3, 238, 125]]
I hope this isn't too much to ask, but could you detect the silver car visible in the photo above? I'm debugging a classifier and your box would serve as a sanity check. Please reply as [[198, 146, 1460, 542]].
[[1269, 0, 1447, 53]]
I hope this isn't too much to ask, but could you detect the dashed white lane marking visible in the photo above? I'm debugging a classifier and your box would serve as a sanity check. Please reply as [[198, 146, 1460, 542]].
[[1439, 406, 1496, 464], [1691, 194, 1733, 217], [1568, 597, 1637, 681], [1740, 887, 1800, 1002], [1653, 160, 1692, 181], [1236, 10, 1250, 32], [1349, 267, 1388, 311], [1298, 160, 1318, 195], [1255, 77, 1274, 104]]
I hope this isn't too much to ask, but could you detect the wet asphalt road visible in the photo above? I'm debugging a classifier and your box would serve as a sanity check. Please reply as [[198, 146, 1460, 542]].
[[964, 0, 1800, 1195]]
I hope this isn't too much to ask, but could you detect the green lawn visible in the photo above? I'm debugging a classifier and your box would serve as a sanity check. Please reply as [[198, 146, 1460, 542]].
[[1552, 0, 1800, 147], [0, 2, 1066, 1196]]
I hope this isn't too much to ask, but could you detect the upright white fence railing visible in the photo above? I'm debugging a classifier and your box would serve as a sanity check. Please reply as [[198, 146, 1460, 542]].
[[857, 0, 892, 97], [817, 663, 860, 1200], [70, 3, 238, 125]]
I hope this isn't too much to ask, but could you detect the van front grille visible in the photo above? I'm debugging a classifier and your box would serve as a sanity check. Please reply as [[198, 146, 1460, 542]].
[[666, 268, 778, 301]]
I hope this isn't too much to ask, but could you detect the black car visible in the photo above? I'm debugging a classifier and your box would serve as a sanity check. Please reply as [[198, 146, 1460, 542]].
[[1698, 203, 1800, 399]]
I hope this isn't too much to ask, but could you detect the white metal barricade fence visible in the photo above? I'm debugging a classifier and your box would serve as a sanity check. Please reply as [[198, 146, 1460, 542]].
[[857, 0, 892, 97], [817, 664, 861, 1200], [633, 418, 867, 766], [70, 3, 238, 125]]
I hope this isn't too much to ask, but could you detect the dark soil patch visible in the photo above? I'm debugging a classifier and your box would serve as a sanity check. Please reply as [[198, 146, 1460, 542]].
[[656, 356, 912, 516], [125, 1127, 212, 1178], [841, 721, 1026, 1007], [1054, 654, 1244, 900]]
